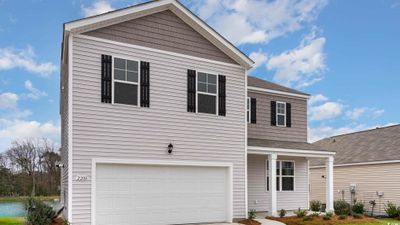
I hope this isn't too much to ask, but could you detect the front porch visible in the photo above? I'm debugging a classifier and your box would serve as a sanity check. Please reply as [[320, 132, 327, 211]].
[[247, 139, 335, 217]]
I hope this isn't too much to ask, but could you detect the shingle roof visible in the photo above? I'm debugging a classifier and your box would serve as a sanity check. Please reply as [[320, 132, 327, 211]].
[[311, 124, 400, 166], [247, 76, 309, 96], [248, 138, 329, 152]]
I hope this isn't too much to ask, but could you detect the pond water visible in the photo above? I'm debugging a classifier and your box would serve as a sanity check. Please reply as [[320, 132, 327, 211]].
[[0, 201, 60, 217]]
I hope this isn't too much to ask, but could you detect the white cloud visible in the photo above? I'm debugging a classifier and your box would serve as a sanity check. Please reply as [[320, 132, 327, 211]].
[[249, 50, 268, 70], [372, 109, 385, 118], [0, 119, 60, 152], [346, 107, 367, 120], [82, 0, 115, 17], [267, 30, 326, 88], [190, 0, 328, 45], [0, 92, 18, 109], [24, 80, 47, 100], [308, 94, 328, 106], [308, 122, 398, 143], [0, 46, 57, 76], [309, 102, 344, 121]]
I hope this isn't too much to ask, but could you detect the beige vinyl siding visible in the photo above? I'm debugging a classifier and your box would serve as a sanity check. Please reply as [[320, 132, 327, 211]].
[[84, 10, 236, 65], [60, 60, 69, 218], [70, 35, 246, 224], [247, 155, 309, 212], [247, 91, 307, 142], [310, 162, 400, 215]]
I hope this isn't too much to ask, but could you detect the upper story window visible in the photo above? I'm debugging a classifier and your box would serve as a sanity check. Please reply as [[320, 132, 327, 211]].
[[276, 101, 286, 127], [197, 72, 217, 114], [113, 57, 139, 106], [247, 97, 251, 123]]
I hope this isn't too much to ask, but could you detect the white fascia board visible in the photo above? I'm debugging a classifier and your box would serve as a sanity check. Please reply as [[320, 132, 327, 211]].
[[64, 0, 253, 69], [248, 146, 336, 158], [310, 159, 400, 169], [247, 86, 310, 99]]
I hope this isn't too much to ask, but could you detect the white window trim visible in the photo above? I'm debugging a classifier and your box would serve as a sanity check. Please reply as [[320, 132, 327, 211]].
[[276, 101, 286, 127], [265, 160, 296, 192], [111, 56, 141, 107], [196, 71, 218, 115], [247, 97, 251, 123]]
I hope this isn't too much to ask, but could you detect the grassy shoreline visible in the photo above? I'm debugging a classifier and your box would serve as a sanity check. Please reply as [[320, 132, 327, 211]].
[[0, 196, 59, 203], [0, 217, 25, 225]]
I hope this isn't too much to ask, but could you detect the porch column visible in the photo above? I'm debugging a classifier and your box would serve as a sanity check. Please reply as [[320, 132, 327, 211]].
[[269, 154, 278, 217], [326, 156, 334, 212]]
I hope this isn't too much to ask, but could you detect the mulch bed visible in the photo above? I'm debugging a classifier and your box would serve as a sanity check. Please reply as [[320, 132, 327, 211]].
[[266, 215, 380, 225], [50, 216, 65, 225], [238, 219, 262, 225]]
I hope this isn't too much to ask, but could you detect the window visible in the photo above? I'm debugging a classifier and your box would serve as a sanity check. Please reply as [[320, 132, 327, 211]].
[[266, 160, 295, 191], [197, 72, 217, 114], [113, 57, 139, 106], [247, 97, 251, 123], [276, 102, 286, 126]]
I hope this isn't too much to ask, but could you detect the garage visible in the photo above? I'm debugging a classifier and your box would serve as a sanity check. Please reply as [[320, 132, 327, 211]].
[[94, 162, 232, 225]]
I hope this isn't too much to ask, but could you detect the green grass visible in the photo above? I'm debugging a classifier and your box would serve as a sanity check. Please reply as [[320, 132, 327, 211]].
[[0, 196, 59, 203], [343, 218, 400, 225], [0, 217, 25, 225]]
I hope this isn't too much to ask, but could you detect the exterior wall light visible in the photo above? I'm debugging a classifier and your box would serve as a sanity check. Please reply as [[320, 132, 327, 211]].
[[168, 143, 173, 154]]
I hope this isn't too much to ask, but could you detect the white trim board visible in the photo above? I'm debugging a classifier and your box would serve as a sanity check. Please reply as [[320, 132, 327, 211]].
[[90, 158, 234, 225], [310, 159, 400, 169], [67, 33, 73, 222], [248, 146, 336, 157], [64, 0, 253, 69], [247, 86, 310, 99]]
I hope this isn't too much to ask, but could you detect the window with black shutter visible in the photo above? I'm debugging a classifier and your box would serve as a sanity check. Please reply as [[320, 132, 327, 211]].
[[286, 103, 292, 127], [197, 72, 217, 114], [187, 69, 196, 113], [113, 57, 139, 106], [218, 75, 226, 116], [271, 101, 276, 126], [271, 101, 291, 127]]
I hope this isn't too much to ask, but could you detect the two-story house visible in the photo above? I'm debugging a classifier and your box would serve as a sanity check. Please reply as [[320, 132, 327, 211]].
[[60, 0, 335, 224]]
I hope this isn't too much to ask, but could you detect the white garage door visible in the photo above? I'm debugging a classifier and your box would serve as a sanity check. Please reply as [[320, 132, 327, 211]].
[[95, 163, 230, 225]]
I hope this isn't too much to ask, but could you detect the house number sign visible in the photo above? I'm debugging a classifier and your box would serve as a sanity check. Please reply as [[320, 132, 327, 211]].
[[76, 175, 89, 181]]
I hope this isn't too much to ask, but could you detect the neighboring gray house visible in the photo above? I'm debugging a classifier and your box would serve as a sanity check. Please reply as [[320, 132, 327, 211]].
[[60, 0, 335, 224], [310, 125, 400, 215]]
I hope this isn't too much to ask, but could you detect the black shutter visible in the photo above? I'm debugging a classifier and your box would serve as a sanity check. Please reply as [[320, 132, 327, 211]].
[[101, 54, 112, 103], [286, 103, 291, 127], [140, 61, 150, 107], [251, 98, 257, 124], [187, 69, 196, 112], [271, 101, 276, 126], [218, 75, 226, 116]]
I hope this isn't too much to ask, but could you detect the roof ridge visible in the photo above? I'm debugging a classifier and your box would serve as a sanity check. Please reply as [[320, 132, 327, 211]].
[[317, 124, 400, 141]]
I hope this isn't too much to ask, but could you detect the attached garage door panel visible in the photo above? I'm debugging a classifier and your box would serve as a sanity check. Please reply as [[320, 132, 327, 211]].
[[96, 164, 230, 225]]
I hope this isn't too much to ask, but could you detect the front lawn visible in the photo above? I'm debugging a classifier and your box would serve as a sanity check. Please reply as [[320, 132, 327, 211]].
[[267, 216, 400, 225], [0, 217, 25, 225]]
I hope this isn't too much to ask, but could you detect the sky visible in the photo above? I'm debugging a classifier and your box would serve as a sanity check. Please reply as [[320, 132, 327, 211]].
[[0, 0, 399, 152]]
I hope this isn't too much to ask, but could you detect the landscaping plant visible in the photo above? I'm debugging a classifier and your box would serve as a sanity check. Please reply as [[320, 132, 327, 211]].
[[248, 209, 257, 220], [338, 214, 348, 220], [25, 197, 56, 225], [353, 213, 363, 219], [351, 200, 365, 214], [309, 200, 322, 212], [279, 209, 286, 218], [384, 202, 400, 218], [334, 200, 350, 215], [294, 208, 307, 218], [302, 215, 313, 221]]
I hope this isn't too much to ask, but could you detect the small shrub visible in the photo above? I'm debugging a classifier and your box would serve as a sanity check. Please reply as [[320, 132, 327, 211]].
[[325, 211, 334, 218], [279, 209, 287, 218], [384, 202, 400, 218], [310, 212, 320, 217], [353, 213, 363, 219], [334, 200, 350, 215], [248, 209, 257, 220], [352, 201, 365, 214], [310, 200, 322, 212], [303, 215, 313, 221], [338, 214, 348, 220], [294, 208, 307, 218], [25, 197, 56, 225], [322, 215, 331, 220]]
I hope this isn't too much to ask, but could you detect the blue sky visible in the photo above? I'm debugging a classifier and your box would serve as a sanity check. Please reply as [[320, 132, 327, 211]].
[[0, 0, 399, 152]]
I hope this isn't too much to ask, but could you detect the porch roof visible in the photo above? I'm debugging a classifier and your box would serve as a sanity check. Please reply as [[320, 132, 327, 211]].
[[248, 138, 335, 158]]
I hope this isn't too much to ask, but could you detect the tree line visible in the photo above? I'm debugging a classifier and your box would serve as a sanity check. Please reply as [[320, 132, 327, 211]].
[[0, 138, 60, 197]]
